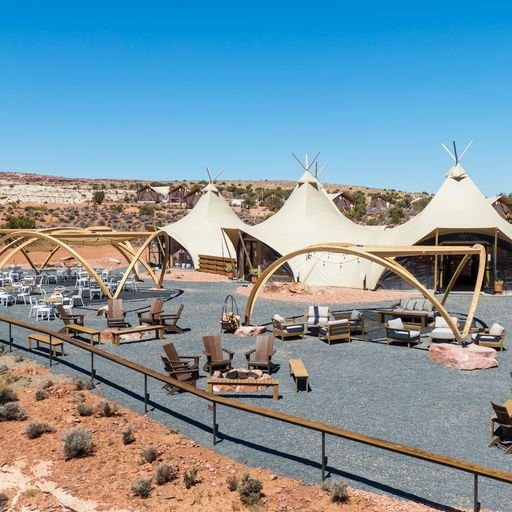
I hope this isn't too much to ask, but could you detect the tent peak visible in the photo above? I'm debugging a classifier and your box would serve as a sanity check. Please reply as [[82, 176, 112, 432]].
[[445, 163, 468, 181]]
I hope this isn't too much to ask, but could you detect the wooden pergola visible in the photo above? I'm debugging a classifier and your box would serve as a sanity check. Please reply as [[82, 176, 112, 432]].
[[0, 227, 170, 299], [245, 243, 486, 343]]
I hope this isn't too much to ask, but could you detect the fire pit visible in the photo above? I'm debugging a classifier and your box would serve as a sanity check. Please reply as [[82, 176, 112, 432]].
[[207, 368, 279, 400]]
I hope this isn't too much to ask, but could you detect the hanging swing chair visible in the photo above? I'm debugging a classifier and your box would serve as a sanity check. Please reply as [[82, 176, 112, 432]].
[[220, 294, 241, 333]]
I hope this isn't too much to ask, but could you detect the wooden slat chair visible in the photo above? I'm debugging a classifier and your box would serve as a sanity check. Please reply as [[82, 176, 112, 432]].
[[472, 323, 506, 351], [429, 316, 460, 343], [138, 298, 164, 326], [385, 318, 421, 348], [318, 319, 351, 345], [160, 304, 185, 334], [202, 335, 234, 375], [272, 314, 305, 341], [332, 310, 366, 335], [245, 335, 277, 373], [162, 342, 200, 378], [489, 402, 512, 453], [107, 299, 130, 328], [304, 305, 330, 333], [162, 360, 198, 394], [56, 304, 84, 327]]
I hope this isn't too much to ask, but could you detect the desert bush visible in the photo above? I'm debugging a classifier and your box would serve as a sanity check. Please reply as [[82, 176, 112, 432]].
[[226, 475, 238, 492], [142, 446, 158, 463], [3, 214, 36, 229], [139, 204, 155, 217], [329, 480, 349, 503], [0, 365, 8, 375], [0, 387, 17, 405], [62, 428, 93, 459], [132, 477, 152, 498], [14, 354, 24, 363], [0, 402, 27, 421], [122, 425, 135, 445], [237, 473, 263, 505], [183, 467, 199, 489], [97, 400, 118, 417], [25, 421, 54, 439], [34, 389, 47, 401], [92, 191, 106, 205], [73, 378, 94, 390], [77, 402, 94, 417], [155, 463, 177, 485]]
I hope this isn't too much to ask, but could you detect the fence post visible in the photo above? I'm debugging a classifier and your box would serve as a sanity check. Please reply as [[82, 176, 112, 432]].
[[144, 374, 148, 414], [49, 335, 53, 367], [321, 432, 327, 481], [8, 323, 12, 352], [90, 352, 95, 381], [212, 402, 218, 445], [474, 474, 480, 512]]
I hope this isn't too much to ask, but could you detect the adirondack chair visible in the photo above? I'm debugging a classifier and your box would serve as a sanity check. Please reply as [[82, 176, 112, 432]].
[[202, 335, 234, 374], [160, 304, 185, 334], [138, 298, 164, 326], [161, 343, 200, 377], [245, 335, 276, 373], [489, 402, 512, 453], [162, 360, 198, 394], [56, 304, 84, 326], [106, 299, 130, 328]]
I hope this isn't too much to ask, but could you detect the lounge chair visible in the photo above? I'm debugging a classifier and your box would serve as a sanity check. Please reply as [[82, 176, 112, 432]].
[[319, 319, 351, 345], [106, 299, 130, 328], [202, 335, 234, 374], [162, 360, 198, 394], [332, 310, 365, 335], [56, 304, 84, 326], [430, 316, 460, 343], [489, 402, 512, 453], [272, 314, 305, 341], [245, 335, 276, 373], [385, 318, 421, 348], [304, 306, 330, 333], [472, 323, 506, 351], [160, 304, 185, 334], [162, 342, 200, 377], [138, 298, 164, 326]]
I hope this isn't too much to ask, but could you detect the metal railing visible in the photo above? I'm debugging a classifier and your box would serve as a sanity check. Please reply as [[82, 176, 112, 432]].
[[1, 314, 510, 512]]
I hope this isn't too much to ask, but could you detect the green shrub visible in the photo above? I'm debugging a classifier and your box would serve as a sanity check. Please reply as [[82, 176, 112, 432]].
[[139, 204, 155, 217], [3, 215, 36, 229], [62, 428, 93, 459], [35, 390, 47, 401], [0, 402, 26, 421], [142, 446, 158, 463], [25, 421, 54, 439], [122, 425, 135, 445], [155, 463, 177, 485], [132, 478, 152, 498], [0, 387, 17, 405], [183, 467, 199, 489], [237, 473, 262, 505], [226, 475, 238, 491], [92, 191, 106, 205], [77, 402, 94, 417]]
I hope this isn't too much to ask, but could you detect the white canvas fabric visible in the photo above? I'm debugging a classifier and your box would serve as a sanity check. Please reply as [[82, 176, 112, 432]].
[[388, 318, 404, 329]]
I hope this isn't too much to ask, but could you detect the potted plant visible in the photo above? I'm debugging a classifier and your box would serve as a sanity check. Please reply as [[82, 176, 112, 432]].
[[225, 263, 234, 280], [249, 267, 260, 284], [495, 279, 504, 294]]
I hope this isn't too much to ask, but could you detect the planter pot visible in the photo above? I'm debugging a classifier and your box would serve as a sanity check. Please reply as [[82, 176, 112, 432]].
[[251, 275, 258, 284], [226, 272, 234, 280], [495, 283, 503, 294]]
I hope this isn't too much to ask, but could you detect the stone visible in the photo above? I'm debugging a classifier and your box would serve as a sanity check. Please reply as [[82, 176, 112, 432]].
[[429, 343, 498, 370], [234, 325, 267, 337]]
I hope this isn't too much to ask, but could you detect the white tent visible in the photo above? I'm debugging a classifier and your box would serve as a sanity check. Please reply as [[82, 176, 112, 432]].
[[161, 183, 246, 268], [225, 170, 384, 287]]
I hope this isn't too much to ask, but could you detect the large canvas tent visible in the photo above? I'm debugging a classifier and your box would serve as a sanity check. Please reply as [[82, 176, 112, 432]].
[[161, 183, 246, 270], [224, 170, 384, 287], [376, 162, 512, 291]]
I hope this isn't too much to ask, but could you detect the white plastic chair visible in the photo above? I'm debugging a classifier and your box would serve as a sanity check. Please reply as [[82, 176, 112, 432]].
[[71, 287, 85, 307]]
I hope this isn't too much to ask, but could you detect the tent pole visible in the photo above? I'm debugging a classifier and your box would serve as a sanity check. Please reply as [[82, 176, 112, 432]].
[[238, 232, 253, 271], [20, 248, 39, 274], [494, 228, 498, 287]]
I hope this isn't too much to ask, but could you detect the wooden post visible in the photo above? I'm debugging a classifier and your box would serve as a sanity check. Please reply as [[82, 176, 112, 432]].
[[494, 228, 498, 287], [433, 230, 439, 292]]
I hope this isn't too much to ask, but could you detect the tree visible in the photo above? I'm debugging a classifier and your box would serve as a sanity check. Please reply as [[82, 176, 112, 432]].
[[139, 204, 155, 216], [92, 191, 106, 205]]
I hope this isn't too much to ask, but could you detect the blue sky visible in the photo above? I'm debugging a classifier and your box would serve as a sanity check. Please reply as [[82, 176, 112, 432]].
[[1, 1, 512, 194]]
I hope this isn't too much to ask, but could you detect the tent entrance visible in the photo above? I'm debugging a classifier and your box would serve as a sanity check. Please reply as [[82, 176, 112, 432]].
[[439, 253, 481, 291], [170, 239, 194, 269]]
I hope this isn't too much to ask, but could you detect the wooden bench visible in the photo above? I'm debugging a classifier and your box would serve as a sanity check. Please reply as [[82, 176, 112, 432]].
[[207, 377, 279, 400], [111, 325, 165, 346], [65, 324, 101, 346], [289, 358, 309, 392], [28, 333, 64, 357]]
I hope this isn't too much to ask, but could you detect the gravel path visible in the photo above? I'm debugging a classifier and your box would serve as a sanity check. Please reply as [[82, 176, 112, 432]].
[[0, 281, 511, 511]]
